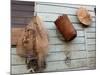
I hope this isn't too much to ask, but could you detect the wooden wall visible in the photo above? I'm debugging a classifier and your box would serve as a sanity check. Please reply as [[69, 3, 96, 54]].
[[11, 1, 96, 74], [11, 1, 35, 45]]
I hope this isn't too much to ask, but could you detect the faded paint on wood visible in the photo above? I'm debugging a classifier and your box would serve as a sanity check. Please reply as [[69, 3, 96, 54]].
[[11, 1, 96, 74], [11, 4, 34, 11], [37, 2, 95, 11], [86, 45, 96, 51], [37, 13, 96, 22], [11, 58, 95, 74], [36, 4, 95, 17]]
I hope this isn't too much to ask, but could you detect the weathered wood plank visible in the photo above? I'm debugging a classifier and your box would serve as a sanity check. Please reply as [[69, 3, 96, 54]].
[[12, 66, 94, 74], [11, 48, 16, 54], [11, 57, 95, 74], [61, 44, 85, 51], [11, 58, 96, 74], [36, 5, 95, 17], [49, 44, 85, 52], [49, 37, 85, 44], [37, 2, 95, 11], [11, 54, 87, 65], [86, 33, 96, 39], [12, 51, 87, 64], [11, 27, 85, 45], [87, 63, 96, 69], [48, 30, 85, 37], [88, 57, 96, 64], [11, 58, 87, 74], [86, 39, 96, 45], [12, 20, 85, 29], [86, 45, 96, 51], [11, 55, 25, 65], [44, 59, 87, 72], [88, 51, 96, 58], [44, 22, 95, 29], [11, 17, 31, 25], [11, 24, 26, 28], [43, 22, 56, 30], [12, 11, 34, 18], [11, 1, 96, 74], [13, 29, 85, 45], [11, 1, 34, 6], [37, 13, 95, 22], [11, 65, 28, 74], [11, 17, 95, 28], [47, 51, 87, 61], [85, 28, 96, 33], [11, 4, 34, 11], [11, 44, 85, 55]]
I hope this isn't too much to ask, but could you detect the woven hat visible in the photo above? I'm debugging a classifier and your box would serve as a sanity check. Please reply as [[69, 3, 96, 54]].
[[77, 7, 92, 26]]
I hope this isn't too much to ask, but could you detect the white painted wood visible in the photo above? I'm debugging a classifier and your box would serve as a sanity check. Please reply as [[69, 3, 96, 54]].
[[11, 57, 96, 74], [43, 22, 56, 30], [12, 18, 95, 30], [43, 22, 95, 30], [11, 65, 28, 74], [48, 30, 56, 37], [77, 31, 85, 37], [44, 59, 87, 72], [43, 22, 83, 30], [88, 57, 96, 64], [86, 33, 96, 39], [37, 2, 95, 11], [11, 59, 96, 74], [11, 1, 96, 74], [11, 55, 25, 65], [11, 44, 85, 55], [85, 28, 96, 33], [48, 30, 85, 37], [49, 37, 85, 44], [89, 22, 96, 27], [55, 44, 85, 52], [11, 48, 16, 54], [50, 51, 87, 61], [12, 51, 87, 65], [37, 13, 95, 22], [86, 45, 96, 51], [36, 5, 95, 17], [88, 63, 96, 69], [86, 39, 96, 45], [88, 51, 96, 58], [11, 44, 84, 55], [11, 58, 88, 74]]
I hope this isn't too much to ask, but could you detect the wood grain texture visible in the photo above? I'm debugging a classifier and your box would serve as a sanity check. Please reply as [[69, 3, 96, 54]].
[[11, 4, 34, 11], [86, 45, 96, 51], [36, 4, 95, 17], [11, 57, 95, 74], [36, 2, 95, 11], [11, 44, 85, 54], [11, 1, 96, 74], [11, 1, 34, 6], [37, 13, 96, 22], [12, 11, 34, 18]]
